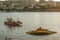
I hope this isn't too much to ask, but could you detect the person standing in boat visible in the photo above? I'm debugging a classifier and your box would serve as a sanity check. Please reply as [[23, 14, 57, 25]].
[[36, 27, 42, 31]]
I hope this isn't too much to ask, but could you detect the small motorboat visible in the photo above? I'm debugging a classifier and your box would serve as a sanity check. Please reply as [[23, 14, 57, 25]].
[[26, 27, 57, 35], [4, 17, 22, 27]]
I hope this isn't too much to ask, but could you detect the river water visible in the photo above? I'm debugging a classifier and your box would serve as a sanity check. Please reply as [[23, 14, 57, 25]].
[[0, 12, 60, 40]]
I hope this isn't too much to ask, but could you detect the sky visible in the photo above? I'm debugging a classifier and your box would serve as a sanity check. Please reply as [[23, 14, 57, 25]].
[[47, 0, 60, 1], [1, 0, 60, 1], [54, 0, 60, 1]]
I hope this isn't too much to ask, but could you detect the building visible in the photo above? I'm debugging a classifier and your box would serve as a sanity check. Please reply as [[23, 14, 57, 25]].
[[55, 2, 60, 7], [0, 0, 60, 8], [39, 0, 45, 3], [45, 1, 54, 7]]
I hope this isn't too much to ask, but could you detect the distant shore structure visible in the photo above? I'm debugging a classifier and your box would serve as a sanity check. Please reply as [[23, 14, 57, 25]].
[[0, 0, 60, 12], [0, 0, 57, 7]]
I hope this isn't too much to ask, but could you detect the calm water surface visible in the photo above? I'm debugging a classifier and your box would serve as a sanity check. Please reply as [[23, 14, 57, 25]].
[[0, 12, 60, 40]]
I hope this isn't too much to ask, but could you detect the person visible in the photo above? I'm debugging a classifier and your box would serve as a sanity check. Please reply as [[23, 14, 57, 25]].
[[36, 27, 42, 31], [39, 27, 42, 29], [5, 37, 7, 40], [8, 38, 12, 40]]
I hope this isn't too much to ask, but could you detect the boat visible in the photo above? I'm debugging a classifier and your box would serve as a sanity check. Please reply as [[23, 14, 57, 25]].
[[26, 27, 57, 35], [4, 17, 22, 27]]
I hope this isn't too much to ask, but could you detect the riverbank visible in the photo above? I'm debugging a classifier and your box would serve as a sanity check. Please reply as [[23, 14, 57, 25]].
[[0, 8, 60, 12]]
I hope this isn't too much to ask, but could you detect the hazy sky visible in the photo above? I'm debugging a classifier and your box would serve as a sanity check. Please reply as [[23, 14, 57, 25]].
[[54, 0, 60, 1], [1, 0, 60, 1], [46, 0, 60, 1]]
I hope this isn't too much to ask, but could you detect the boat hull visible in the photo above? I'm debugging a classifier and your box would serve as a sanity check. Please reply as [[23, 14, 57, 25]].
[[26, 31, 56, 35]]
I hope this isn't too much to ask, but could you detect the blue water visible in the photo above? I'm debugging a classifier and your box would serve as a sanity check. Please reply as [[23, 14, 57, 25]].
[[0, 12, 60, 40]]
